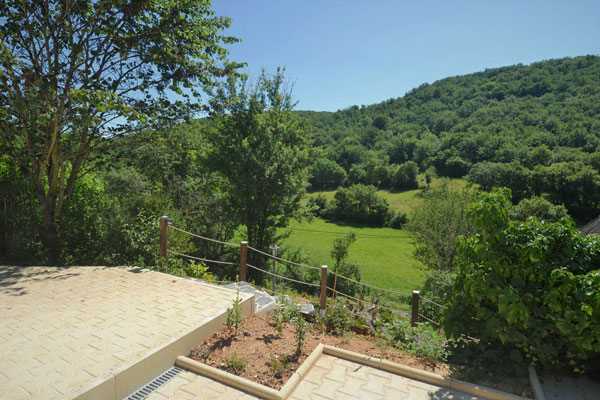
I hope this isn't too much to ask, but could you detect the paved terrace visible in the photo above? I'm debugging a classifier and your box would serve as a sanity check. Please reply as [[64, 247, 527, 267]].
[[0, 266, 251, 400]]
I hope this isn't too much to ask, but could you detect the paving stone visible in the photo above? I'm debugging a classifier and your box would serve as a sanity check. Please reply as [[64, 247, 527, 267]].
[[0, 266, 241, 400]]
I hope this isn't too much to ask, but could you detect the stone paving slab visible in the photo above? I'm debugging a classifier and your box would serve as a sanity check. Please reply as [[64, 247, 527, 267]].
[[0, 266, 244, 400], [539, 372, 600, 400], [289, 354, 484, 400], [145, 370, 260, 400]]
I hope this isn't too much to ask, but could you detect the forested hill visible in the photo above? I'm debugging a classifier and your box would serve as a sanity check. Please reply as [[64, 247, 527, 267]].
[[298, 55, 600, 221]]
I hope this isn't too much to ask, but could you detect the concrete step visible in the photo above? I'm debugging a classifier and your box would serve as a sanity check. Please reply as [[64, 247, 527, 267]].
[[223, 281, 276, 317]]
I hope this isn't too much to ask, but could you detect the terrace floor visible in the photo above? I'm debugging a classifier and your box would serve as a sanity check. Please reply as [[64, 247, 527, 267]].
[[0, 266, 248, 399]]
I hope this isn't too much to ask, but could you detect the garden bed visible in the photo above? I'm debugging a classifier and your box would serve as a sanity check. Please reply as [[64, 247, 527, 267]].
[[188, 315, 530, 395]]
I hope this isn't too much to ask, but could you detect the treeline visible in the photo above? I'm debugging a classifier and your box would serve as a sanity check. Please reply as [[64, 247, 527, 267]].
[[300, 55, 600, 221]]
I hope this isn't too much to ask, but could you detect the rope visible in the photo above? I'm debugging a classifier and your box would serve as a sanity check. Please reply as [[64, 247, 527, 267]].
[[420, 296, 446, 309], [328, 286, 407, 315], [333, 273, 411, 297], [247, 245, 320, 270], [167, 250, 238, 266], [168, 225, 240, 247], [246, 264, 321, 288], [418, 313, 441, 326]]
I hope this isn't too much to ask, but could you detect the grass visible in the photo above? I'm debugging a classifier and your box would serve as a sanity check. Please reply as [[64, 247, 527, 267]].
[[306, 177, 471, 214], [280, 218, 426, 296]]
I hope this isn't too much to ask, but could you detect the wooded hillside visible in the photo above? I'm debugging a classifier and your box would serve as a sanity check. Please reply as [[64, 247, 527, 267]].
[[300, 55, 600, 221]]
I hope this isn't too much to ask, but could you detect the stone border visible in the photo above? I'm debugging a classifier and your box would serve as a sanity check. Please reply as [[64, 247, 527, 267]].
[[528, 365, 545, 400], [175, 343, 530, 400], [69, 270, 255, 400]]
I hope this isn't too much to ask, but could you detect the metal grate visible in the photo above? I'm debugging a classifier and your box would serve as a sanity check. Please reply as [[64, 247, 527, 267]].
[[124, 366, 184, 400]]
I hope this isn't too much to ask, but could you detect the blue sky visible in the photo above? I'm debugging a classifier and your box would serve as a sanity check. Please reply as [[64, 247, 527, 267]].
[[212, 0, 600, 112]]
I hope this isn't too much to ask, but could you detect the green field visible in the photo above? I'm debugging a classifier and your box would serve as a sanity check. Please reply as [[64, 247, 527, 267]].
[[281, 218, 425, 295], [306, 177, 471, 214]]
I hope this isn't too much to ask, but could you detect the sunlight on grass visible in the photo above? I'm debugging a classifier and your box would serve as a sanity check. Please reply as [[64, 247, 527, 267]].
[[281, 218, 425, 295]]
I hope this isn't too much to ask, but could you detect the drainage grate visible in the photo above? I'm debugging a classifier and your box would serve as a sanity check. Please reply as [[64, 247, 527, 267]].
[[124, 366, 184, 400]]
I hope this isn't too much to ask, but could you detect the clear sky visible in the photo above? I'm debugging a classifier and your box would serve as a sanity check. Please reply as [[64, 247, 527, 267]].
[[211, 0, 600, 112]]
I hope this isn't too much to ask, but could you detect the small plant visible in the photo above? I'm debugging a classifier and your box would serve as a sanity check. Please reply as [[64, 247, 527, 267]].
[[321, 300, 352, 335], [225, 286, 243, 334], [294, 313, 307, 354], [270, 353, 291, 378], [224, 352, 247, 373], [273, 296, 300, 332]]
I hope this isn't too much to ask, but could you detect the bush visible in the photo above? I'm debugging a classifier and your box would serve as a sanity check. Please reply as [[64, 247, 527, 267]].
[[324, 184, 394, 227], [420, 270, 455, 322], [509, 196, 569, 222], [445, 188, 600, 372], [306, 194, 329, 217]]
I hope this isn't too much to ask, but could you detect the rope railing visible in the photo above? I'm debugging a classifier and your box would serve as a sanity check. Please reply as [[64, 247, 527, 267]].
[[159, 217, 462, 332], [418, 313, 440, 326], [328, 286, 408, 315], [420, 296, 446, 309], [168, 225, 240, 247], [167, 250, 238, 266], [246, 263, 321, 288], [333, 272, 411, 297], [247, 245, 321, 271]]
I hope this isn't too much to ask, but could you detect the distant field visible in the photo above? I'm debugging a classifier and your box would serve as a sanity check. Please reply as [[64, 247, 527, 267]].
[[280, 218, 425, 295], [306, 177, 471, 214]]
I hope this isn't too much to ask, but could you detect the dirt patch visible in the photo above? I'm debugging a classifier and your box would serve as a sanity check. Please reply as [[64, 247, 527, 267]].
[[188, 316, 528, 395]]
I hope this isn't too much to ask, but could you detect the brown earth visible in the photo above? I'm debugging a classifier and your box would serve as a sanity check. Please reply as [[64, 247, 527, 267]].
[[188, 316, 530, 395]]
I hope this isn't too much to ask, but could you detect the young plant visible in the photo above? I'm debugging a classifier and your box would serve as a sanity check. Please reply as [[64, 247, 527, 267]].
[[294, 313, 307, 354], [224, 287, 243, 334], [224, 352, 247, 373], [270, 353, 291, 378]]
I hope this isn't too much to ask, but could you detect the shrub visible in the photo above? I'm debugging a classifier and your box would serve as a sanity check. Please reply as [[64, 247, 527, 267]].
[[325, 184, 392, 227], [445, 188, 600, 372], [420, 270, 455, 322]]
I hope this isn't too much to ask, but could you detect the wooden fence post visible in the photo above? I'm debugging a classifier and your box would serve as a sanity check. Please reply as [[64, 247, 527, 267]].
[[159, 216, 169, 258], [239, 241, 248, 282], [320, 265, 328, 316], [411, 290, 420, 327]]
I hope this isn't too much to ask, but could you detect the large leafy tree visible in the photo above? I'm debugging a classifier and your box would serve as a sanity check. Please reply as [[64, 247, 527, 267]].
[[206, 69, 312, 276], [0, 0, 240, 257]]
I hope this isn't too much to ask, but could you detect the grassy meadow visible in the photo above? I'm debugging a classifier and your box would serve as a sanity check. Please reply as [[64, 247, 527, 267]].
[[283, 178, 472, 297], [281, 218, 425, 295]]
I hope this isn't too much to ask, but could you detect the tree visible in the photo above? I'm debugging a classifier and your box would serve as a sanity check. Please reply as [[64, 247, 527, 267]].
[[0, 0, 240, 258], [309, 158, 346, 189], [206, 69, 311, 275], [406, 186, 476, 271]]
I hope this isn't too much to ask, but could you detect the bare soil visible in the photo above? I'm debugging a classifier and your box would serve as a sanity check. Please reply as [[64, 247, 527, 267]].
[[188, 316, 530, 395]]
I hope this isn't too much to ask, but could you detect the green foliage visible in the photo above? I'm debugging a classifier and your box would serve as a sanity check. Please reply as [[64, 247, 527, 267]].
[[320, 300, 353, 335], [329, 233, 363, 296], [152, 258, 214, 281], [273, 296, 300, 332], [380, 318, 451, 362], [324, 184, 406, 228], [225, 288, 244, 335], [310, 158, 347, 190], [406, 186, 476, 271], [294, 314, 308, 354], [270, 354, 291, 377], [509, 196, 569, 223], [205, 69, 312, 281], [0, 0, 241, 260], [300, 56, 600, 221], [420, 270, 455, 322], [445, 188, 600, 372], [224, 352, 247, 373]]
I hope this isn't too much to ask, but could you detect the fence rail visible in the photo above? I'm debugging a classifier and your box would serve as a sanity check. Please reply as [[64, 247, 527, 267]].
[[159, 216, 453, 329]]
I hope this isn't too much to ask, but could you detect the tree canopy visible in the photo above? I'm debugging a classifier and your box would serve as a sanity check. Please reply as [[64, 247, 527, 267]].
[[0, 0, 240, 257]]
